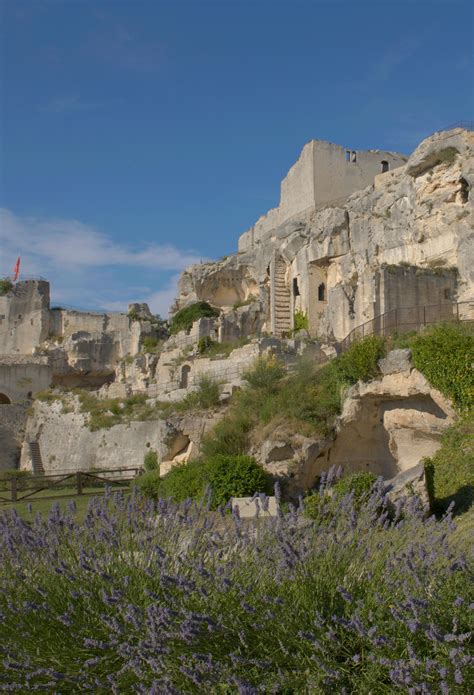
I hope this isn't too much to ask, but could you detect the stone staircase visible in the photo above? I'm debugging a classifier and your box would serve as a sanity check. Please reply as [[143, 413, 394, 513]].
[[29, 441, 45, 476], [273, 257, 292, 337]]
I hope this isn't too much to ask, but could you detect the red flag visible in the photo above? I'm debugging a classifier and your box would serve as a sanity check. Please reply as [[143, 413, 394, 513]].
[[13, 257, 20, 282]]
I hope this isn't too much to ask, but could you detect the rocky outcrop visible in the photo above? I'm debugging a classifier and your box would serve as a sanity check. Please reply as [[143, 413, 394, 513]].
[[250, 350, 455, 495], [172, 128, 473, 342], [20, 397, 222, 475]]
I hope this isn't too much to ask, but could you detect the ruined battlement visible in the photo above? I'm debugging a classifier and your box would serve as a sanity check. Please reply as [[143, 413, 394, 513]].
[[239, 139, 408, 252]]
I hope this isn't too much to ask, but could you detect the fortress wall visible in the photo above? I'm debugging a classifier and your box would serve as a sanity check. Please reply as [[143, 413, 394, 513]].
[[279, 141, 316, 222], [0, 404, 28, 470], [0, 281, 50, 354], [312, 141, 407, 206], [0, 359, 52, 403]]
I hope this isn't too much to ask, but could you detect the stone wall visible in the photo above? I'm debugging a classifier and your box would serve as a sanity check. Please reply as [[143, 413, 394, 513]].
[[0, 405, 28, 470], [0, 357, 52, 403], [0, 281, 50, 354]]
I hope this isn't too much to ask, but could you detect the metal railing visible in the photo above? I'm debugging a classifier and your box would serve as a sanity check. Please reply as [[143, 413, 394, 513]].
[[339, 301, 474, 352], [439, 120, 473, 132]]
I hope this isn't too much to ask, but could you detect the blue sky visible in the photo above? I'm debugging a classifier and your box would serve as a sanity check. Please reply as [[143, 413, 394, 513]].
[[1, 0, 472, 314]]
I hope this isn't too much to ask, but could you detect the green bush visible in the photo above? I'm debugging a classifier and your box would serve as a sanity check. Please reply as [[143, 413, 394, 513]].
[[197, 336, 215, 354], [207, 455, 272, 509], [411, 323, 474, 411], [135, 459, 209, 503], [0, 279, 13, 295], [143, 450, 158, 472], [335, 335, 386, 384], [136, 454, 271, 509], [332, 471, 377, 506], [177, 375, 220, 411], [200, 412, 253, 457], [424, 415, 474, 515], [293, 309, 309, 332], [169, 302, 219, 335], [243, 356, 286, 393], [142, 337, 161, 354]]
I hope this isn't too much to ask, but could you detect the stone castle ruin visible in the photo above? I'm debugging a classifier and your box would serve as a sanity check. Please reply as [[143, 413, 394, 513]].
[[0, 126, 473, 487]]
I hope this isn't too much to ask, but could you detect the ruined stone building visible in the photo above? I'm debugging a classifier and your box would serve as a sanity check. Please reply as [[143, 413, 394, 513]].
[[174, 127, 473, 341], [0, 126, 472, 479]]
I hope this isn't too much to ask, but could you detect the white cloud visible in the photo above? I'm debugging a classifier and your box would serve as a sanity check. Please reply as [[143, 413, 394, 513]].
[[0, 208, 203, 316], [101, 274, 181, 317], [0, 208, 201, 271]]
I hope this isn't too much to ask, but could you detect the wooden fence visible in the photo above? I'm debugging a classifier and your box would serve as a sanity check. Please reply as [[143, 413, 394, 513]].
[[0, 467, 141, 505]]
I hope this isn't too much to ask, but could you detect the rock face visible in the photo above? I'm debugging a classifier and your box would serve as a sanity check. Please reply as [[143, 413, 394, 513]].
[[250, 351, 455, 495], [20, 397, 222, 475], [173, 128, 473, 342]]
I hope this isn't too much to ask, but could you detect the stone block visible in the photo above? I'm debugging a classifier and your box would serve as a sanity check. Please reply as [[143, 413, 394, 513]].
[[231, 496, 278, 518]]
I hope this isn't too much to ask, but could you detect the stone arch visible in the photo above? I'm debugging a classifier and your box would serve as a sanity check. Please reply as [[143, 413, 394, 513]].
[[180, 364, 191, 389], [0, 392, 11, 404], [308, 263, 328, 338], [381, 160, 389, 173]]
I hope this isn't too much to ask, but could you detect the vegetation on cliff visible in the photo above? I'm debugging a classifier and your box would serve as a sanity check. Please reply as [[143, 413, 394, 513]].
[[169, 301, 219, 335]]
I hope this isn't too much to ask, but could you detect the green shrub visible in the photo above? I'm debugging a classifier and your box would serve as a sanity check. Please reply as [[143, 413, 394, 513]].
[[293, 309, 309, 332], [133, 470, 162, 499], [411, 323, 474, 411], [243, 356, 286, 393], [335, 335, 386, 384], [177, 375, 221, 411], [200, 412, 253, 457], [207, 454, 272, 509], [197, 336, 215, 354], [0, 279, 13, 295], [142, 337, 161, 354], [143, 450, 158, 472], [424, 415, 474, 515], [332, 471, 377, 506], [169, 302, 219, 335], [135, 459, 210, 503]]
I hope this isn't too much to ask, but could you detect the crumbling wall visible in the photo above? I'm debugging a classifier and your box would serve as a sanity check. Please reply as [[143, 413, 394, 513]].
[[0, 281, 50, 354]]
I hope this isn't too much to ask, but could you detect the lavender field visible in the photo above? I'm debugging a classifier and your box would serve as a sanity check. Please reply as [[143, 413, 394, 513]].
[[1, 476, 472, 694]]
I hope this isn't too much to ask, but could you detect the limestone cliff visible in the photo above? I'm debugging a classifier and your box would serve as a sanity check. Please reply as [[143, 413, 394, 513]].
[[173, 128, 473, 341]]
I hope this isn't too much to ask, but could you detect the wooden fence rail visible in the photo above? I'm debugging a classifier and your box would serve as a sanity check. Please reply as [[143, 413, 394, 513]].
[[0, 467, 141, 504]]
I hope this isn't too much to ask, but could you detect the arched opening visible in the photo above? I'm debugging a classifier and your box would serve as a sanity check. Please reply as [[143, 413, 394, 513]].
[[381, 160, 389, 173], [318, 283, 326, 302], [0, 393, 11, 404], [180, 365, 191, 389]]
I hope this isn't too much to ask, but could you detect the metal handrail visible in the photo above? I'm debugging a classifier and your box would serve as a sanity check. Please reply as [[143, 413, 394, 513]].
[[339, 300, 473, 352]]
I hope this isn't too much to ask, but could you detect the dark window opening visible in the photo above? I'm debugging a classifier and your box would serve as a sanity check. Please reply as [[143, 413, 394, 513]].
[[180, 365, 191, 389], [459, 177, 469, 204], [351, 151, 357, 163], [318, 283, 326, 301], [266, 265, 270, 276], [293, 278, 300, 296], [0, 393, 11, 405], [18, 314, 22, 320], [443, 288, 452, 300], [381, 160, 389, 173], [27, 391, 33, 399], [345, 150, 351, 162]]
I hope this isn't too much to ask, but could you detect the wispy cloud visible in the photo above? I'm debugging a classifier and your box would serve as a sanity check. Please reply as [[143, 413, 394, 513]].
[[370, 36, 420, 84], [0, 208, 202, 315], [84, 23, 166, 73], [42, 95, 122, 114]]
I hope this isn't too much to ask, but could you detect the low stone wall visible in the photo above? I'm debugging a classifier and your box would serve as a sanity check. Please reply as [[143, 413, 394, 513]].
[[0, 404, 28, 470]]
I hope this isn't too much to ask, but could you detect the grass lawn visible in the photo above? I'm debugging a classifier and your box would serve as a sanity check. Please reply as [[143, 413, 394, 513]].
[[0, 484, 131, 521]]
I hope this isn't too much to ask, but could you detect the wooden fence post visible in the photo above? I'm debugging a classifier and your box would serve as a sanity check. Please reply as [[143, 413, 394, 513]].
[[76, 472, 83, 496], [11, 477, 17, 503]]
